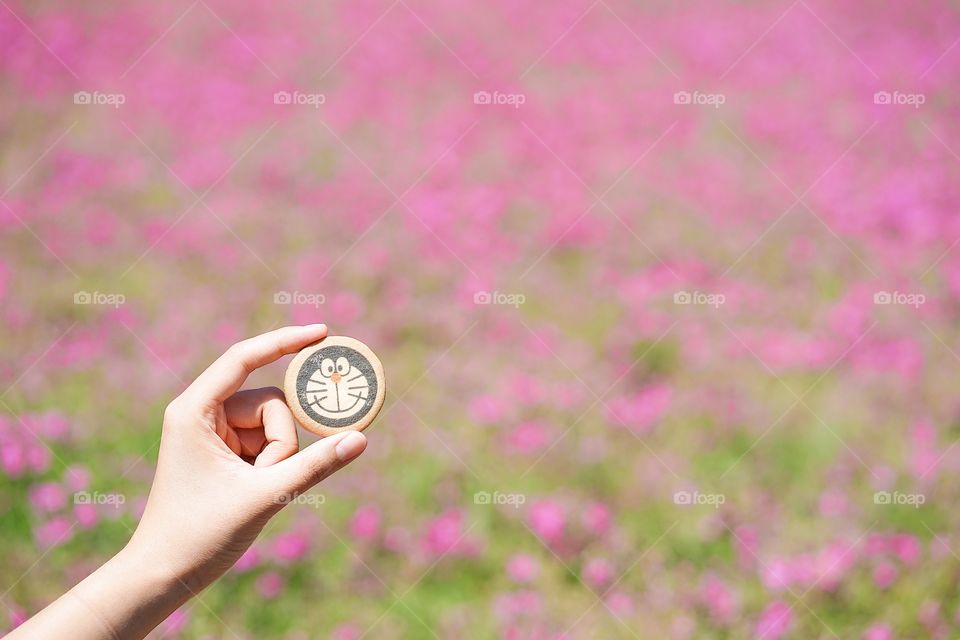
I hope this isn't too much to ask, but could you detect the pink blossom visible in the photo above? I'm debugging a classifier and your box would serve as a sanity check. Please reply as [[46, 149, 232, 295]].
[[817, 488, 848, 518], [582, 557, 614, 589], [28, 482, 66, 513], [30, 412, 69, 440], [606, 590, 635, 617], [233, 547, 260, 572], [0, 443, 26, 477], [8, 605, 27, 629], [0, 259, 7, 301], [815, 542, 858, 591], [527, 500, 565, 546], [755, 601, 791, 639], [328, 292, 364, 325], [35, 516, 73, 548], [701, 575, 738, 625], [64, 465, 90, 491], [422, 509, 466, 556], [605, 383, 672, 434], [581, 502, 612, 536], [507, 374, 543, 406], [873, 562, 897, 589], [271, 531, 311, 564], [349, 504, 381, 541], [331, 623, 362, 640], [761, 558, 792, 592], [863, 623, 893, 640], [468, 395, 506, 423], [492, 590, 543, 622], [73, 503, 98, 528], [160, 608, 189, 636], [256, 571, 285, 599], [909, 420, 939, 480], [891, 535, 921, 566], [503, 421, 551, 454], [506, 554, 539, 583], [26, 443, 50, 474]]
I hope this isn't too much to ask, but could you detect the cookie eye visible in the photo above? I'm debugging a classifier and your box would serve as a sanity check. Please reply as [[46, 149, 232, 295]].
[[320, 358, 335, 377], [335, 357, 349, 374]]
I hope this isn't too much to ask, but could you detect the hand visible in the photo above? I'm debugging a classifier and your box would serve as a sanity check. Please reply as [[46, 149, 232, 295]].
[[126, 324, 369, 591], [9, 325, 369, 640]]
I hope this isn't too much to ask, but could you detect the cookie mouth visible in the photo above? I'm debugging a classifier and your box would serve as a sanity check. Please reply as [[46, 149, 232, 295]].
[[313, 389, 366, 414], [307, 376, 370, 416]]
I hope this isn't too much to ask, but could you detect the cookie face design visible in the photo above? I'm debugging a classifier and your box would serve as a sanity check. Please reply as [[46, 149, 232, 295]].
[[284, 336, 385, 436], [300, 346, 376, 425]]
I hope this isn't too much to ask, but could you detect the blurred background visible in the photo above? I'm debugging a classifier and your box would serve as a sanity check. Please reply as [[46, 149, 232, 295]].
[[1, 0, 960, 637]]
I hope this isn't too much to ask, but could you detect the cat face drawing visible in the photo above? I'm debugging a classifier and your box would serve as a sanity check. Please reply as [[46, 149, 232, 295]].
[[285, 336, 385, 435], [305, 353, 370, 421]]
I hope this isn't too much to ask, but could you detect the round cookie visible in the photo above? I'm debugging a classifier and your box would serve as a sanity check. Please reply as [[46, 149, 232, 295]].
[[284, 336, 385, 436]]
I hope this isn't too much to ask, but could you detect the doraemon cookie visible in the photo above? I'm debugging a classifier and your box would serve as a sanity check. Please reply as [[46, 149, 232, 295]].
[[284, 336, 385, 436]]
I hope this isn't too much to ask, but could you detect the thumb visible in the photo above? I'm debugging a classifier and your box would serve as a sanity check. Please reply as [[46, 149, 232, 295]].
[[265, 431, 368, 498]]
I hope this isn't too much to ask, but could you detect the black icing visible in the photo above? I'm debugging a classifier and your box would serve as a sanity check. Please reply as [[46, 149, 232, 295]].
[[296, 345, 377, 428]]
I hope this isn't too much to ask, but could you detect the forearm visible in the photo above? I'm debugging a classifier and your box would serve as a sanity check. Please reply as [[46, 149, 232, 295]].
[[7, 544, 191, 640]]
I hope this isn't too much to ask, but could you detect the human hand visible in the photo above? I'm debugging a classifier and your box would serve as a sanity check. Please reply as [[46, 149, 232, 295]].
[[125, 324, 368, 592], [8, 325, 369, 640]]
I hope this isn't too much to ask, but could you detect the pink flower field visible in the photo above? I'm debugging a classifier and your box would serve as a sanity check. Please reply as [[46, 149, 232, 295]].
[[2, 0, 960, 637]]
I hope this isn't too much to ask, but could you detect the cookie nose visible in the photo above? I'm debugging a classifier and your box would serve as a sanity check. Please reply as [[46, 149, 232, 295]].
[[331, 372, 342, 383]]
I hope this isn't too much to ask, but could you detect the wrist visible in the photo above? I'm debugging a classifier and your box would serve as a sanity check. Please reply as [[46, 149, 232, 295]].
[[113, 541, 188, 595]]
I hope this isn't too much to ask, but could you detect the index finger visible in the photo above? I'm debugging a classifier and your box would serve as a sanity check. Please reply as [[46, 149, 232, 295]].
[[187, 324, 328, 403]]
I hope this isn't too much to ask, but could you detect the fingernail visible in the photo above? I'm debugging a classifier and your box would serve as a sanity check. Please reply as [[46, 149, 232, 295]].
[[335, 432, 367, 462], [306, 323, 327, 332]]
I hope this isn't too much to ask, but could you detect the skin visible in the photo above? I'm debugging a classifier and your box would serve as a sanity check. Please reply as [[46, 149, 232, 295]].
[[8, 324, 368, 639]]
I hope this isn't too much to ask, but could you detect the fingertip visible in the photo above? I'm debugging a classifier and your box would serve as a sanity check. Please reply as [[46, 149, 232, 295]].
[[334, 431, 367, 462]]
